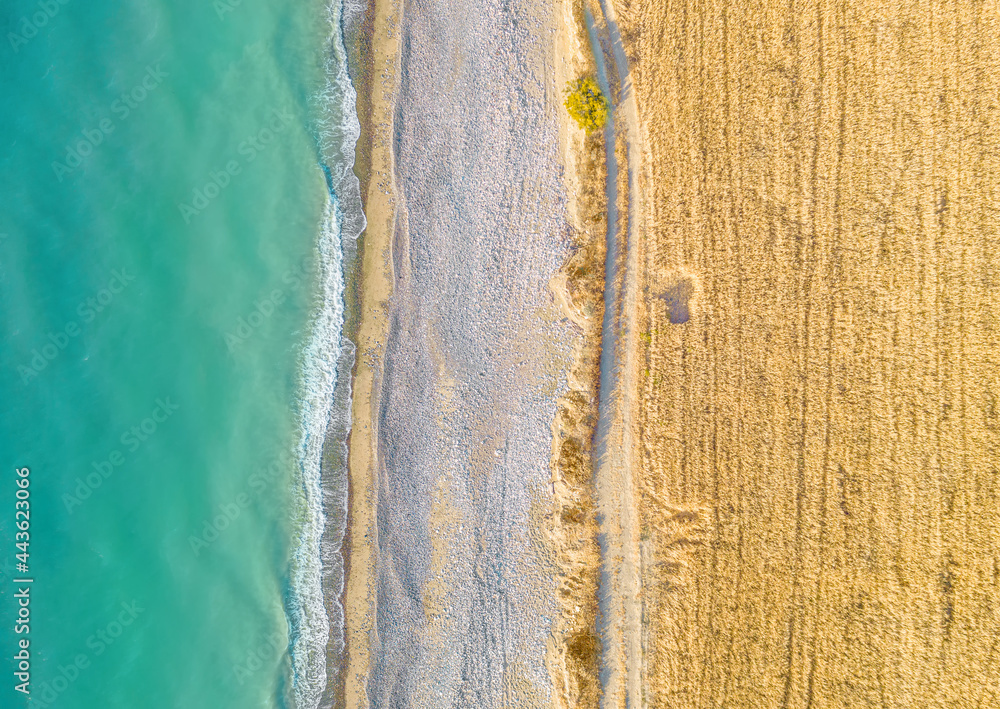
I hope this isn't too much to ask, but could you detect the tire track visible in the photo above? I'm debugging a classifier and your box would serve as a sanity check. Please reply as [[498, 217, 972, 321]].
[[584, 0, 645, 706]]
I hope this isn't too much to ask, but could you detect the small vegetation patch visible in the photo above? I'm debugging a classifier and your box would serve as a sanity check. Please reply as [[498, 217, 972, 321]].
[[565, 78, 610, 132]]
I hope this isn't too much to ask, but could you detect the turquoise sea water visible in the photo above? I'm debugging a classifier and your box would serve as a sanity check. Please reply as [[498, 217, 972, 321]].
[[0, 0, 360, 706]]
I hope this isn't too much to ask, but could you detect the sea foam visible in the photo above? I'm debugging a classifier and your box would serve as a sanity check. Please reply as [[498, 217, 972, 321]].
[[287, 0, 366, 706]]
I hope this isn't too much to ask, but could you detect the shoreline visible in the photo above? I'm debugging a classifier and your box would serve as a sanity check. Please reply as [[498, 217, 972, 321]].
[[339, 0, 402, 703]]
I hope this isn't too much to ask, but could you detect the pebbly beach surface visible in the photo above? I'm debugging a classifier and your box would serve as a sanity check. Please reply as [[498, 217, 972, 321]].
[[339, 0, 579, 704]]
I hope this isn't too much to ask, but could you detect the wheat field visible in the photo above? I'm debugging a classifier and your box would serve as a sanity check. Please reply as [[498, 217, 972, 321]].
[[612, 0, 1000, 705]]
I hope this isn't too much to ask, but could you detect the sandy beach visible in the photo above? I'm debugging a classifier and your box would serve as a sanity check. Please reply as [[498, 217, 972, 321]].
[[340, 0, 401, 704]]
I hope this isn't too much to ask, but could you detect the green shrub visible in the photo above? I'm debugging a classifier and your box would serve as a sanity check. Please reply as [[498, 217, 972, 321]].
[[564, 77, 609, 132]]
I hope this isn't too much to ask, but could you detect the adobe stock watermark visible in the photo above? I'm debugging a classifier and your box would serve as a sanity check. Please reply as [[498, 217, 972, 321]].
[[62, 398, 179, 513], [52, 64, 168, 182], [188, 449, 294, 555], [30, 600, 144, 708], [214, 0, 244, 20], [17, 268, 135, 384], [233, 633, 286, 685], [224, 258, 312, 352], [177, 108, 295, 223], [7, 0, 71, 53]]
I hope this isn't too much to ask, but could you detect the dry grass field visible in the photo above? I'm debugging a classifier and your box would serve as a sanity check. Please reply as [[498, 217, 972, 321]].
[[611, 0, 1000, 705]]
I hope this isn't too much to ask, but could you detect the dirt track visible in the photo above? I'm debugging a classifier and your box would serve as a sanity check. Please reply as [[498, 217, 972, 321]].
[[583, 1, 646, 706], [612, 0, 1000, 705]]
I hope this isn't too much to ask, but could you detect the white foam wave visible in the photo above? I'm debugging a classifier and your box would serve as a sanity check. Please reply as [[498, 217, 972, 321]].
[[289, 198, 341, 709], [287, 0, 367, 706], [318, 0, 367, 244]]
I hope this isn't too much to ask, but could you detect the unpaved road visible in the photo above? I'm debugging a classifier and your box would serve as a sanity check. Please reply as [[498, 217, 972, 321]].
[[586, 0, 645, 706]]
